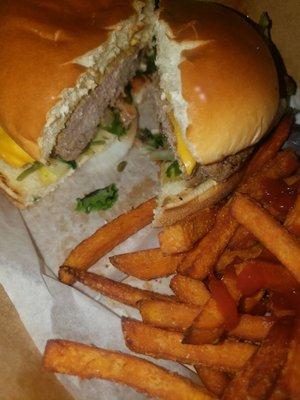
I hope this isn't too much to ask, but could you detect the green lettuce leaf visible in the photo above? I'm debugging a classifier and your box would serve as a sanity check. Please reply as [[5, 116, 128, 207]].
[[166, 160, 182, 178], [75, 184, 118, 214], [103, 111, 127, 138]]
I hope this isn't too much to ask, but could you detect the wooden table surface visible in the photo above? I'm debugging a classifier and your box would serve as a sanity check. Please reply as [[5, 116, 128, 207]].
[[0, 284, 73, 400]]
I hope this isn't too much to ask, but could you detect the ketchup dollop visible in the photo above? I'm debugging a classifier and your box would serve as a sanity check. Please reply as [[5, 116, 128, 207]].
[[209, 274, 239, 331], [237, 260, 300, 315], [261, 178, 297, 219], [237, 260, 299, 296]]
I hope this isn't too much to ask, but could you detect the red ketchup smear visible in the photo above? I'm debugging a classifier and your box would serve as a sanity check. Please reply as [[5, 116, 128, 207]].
[[237, 260, 300, 315], [269, 292, 300, 317], [261, 178, 297, 219], [209, 275, 239, 331]]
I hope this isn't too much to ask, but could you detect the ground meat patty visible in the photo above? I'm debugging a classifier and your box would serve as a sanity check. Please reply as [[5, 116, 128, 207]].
[[188, 146, 253, 186], [131, 76, 161, 132], [54, 49, 141, 161]]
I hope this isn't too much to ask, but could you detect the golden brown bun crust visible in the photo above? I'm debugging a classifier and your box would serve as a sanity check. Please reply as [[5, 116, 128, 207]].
[[0, 0, 135, 159], [0, 172, 25, 208], [160, 0, 279, 165], [154, 170, 243, 227]]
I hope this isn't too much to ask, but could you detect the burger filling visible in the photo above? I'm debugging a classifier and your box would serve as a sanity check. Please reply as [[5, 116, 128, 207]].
[[0, 47, 156, 193], [132, 74, 253, 188]]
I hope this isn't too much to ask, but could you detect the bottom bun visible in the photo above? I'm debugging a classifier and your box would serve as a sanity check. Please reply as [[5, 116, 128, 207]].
[[153, 170, 244, 227]]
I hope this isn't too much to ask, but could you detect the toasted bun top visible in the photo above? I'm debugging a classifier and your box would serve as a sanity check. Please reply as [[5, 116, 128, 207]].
[[159, 0, 279, 165], [0, 0, 135, 159]]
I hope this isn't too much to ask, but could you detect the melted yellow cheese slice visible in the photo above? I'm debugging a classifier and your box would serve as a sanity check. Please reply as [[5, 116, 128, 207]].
[[38, 166, 58, 185], [0, 127, 34, 168], [168, 113, 196, 175]]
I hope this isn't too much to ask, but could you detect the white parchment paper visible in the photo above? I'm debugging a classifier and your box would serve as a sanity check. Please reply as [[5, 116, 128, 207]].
[[0, 140, 199, 399]]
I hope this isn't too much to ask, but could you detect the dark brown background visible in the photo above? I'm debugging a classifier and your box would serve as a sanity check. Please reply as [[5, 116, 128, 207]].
[[0, 285, 73, 399]]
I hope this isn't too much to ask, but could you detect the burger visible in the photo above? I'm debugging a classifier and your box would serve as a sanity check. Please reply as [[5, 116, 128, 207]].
[[0, 0, 279, 226], [0, 0, 155, 206]]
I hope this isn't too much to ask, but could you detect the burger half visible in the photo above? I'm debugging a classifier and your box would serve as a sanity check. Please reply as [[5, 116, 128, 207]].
[[0, 0, 154, 206], [134, 0, 279, 225], [0, 0, 280, 226]]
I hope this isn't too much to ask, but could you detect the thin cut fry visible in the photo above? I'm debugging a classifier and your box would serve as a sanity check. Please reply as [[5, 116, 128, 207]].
[[284, 193, 300, 236], [170, 275, 210, 307], [159, 207, 218, 254], [43, 340, 214, 400], [63, 268, 174, 308], [222, 317, 294, 400], [110, 248, 183, 280], [59, 198, 156, 283], [195, 366, 230, 397], [244, 114, 295, 179], [122, 318, 256, 372], [139, 299, 273, 341], [179, 203, 238, 279], [231, 193, 300, 282]]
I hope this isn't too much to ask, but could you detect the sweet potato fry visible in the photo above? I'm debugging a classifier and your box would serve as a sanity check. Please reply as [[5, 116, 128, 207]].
[[43, 340, 214, 400], [178, 120, 294, 280], [239, 150, 299, 221], [139, 300, 229, 395], [110, 248, 183, 280], [62, 267, 174, 308], [228, 151, 299, 249], [184, 270, 241, 344], [231, 193, 300, 282], [170, 275, 210, 307], [216, 244, 263, 272], [269, 319, 300, 400], [283, 318, 300, 398], [240, 289, 265, 314], [237, 260, 300, 296], [122, 318, 256, 372], [284, 192, 300, 236], [284, 174, 300, 186], [222, 317, 294, 400], [59, 198, 156, 283], [159, 207, 218, 254], [229, 315, 273, 341], [139, 298, 273, 341], [179, 203, 239, 279], [244, 114, 295, 179], [195, 366, 230, 397], [239, 149, 299, 198], [228, 225, 257, 249], [139, 299, 200, 331], [189, 327, 227, 346]]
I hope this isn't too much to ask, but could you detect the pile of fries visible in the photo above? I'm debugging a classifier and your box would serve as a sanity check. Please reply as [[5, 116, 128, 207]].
[[44, 114, 300, 400]]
